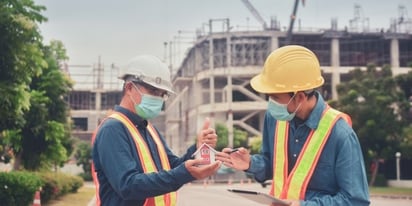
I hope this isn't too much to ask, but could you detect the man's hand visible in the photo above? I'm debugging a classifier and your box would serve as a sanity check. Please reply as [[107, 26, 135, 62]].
[[215, 147, 251, 171], [185, 159, 221, 180], [196, 118, 217, 148]]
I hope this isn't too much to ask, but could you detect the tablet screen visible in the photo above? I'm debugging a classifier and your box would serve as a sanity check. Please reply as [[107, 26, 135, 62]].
[[228, 189, 291, 205]]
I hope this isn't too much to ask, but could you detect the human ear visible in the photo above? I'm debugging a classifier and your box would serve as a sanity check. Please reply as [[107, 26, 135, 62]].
[[295, 92, 306, 103]]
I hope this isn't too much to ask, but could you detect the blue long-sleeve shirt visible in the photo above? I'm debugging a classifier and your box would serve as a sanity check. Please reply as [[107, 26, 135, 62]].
[[92, 105, 196, 206], [247, 92, 370, 206]]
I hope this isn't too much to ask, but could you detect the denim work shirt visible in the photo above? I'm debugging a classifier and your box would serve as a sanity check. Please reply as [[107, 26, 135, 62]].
[[92, 105, 196, 206], [247, 92, 370, 206]]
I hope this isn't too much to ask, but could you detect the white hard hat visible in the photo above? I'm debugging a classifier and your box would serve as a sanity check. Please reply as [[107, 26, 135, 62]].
[[119, 55, 174, 94]]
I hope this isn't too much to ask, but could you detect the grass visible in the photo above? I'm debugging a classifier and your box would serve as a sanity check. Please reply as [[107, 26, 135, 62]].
[[44, 186, 95, 206]]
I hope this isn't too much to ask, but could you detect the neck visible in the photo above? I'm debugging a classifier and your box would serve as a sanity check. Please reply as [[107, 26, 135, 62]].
[[295, 95, 317, 120], [120, 96, 136, 114]]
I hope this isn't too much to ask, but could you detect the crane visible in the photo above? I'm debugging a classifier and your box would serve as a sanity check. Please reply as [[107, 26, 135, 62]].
[[240, 0, 268, 30], [285, 0, 305, 44], [240, 0, 305, 43]]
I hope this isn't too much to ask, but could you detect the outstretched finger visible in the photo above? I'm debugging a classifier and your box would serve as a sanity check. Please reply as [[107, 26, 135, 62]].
[[202, 117, 210, 130]]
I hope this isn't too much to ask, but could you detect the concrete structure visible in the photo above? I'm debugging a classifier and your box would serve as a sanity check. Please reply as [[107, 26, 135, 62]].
[[164, 21, 412, 154], [65, 20, 412, 155]]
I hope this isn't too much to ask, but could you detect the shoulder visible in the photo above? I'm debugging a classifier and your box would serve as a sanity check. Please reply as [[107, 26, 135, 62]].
[[94, 118, 129, 144], [329, 118, 359, 146]]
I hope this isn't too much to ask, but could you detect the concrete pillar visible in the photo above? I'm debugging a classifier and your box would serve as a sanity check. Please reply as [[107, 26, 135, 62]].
[[95, 91, 102, 129], [226, 36, 234, 148], [331, 38, 340, 100], [390, 38, 400, 70], [271, 35, 279, 52], [208, 32, 215, 127]]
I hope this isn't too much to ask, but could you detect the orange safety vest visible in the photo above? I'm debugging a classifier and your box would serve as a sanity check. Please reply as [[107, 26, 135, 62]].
[[91, 112, 177, 206], [270, 106, 351, 200]]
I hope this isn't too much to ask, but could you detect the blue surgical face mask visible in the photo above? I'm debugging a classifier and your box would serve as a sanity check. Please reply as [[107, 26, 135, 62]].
[[267, 94, 301, 121], [130, 84, 164, 119]]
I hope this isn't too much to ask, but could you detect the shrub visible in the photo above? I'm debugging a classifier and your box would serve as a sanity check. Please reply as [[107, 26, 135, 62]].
[[37, 172, 84, 204], [78, 172, 92, 181], [0, 171, 42, 206]]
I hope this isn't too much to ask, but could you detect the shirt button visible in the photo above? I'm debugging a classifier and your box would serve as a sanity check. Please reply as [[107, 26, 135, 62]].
[[295, 139, 299, 143], [293, 154, 297, 158]]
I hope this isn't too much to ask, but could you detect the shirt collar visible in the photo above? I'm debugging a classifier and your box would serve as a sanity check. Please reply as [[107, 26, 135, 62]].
[[114, 105, 148, 128]]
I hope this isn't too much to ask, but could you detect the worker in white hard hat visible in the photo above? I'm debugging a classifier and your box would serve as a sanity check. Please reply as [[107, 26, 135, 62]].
[[91, 55, 221, 206], [216, 45, 370, 206]]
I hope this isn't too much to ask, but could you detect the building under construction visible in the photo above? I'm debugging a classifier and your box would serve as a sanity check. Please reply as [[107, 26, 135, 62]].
[[66, 4, 412, 154]]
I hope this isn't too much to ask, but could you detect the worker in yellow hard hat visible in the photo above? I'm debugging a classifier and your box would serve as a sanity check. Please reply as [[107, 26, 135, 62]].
[[217, 45, 370, 206]]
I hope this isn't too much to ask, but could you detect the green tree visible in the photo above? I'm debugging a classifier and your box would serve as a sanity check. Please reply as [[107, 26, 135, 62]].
[[215, 123, 249, 151], [15, 40, 73, 170], [233, 128, 248, 149], [249, 136, 262, 154], [75, 141, 92, 180], [395, 70, 412, 158], [330, 64, 411, 185], [0, 0, 74, 171], [395, 70, 412, 100], [215, 123, 228, 151], [0, 0, 46, 131]]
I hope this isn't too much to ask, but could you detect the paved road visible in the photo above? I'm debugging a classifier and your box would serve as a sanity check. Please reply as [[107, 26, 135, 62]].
[[176, 181, 412, 206]]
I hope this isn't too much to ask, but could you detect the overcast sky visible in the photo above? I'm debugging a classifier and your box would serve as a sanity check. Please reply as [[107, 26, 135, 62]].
[[36, 0, 411, 67]]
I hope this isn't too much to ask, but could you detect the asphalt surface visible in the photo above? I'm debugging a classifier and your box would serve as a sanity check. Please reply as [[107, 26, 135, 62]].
[[176, 181, 412, 206]]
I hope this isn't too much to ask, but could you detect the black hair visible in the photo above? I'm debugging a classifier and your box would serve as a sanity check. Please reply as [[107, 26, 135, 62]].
[[288, 90, 316, 98]]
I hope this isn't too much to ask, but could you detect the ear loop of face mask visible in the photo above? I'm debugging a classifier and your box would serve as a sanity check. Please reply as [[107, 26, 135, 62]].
[[270, 92, 297, 107], [128, 83, 139, 105], [268, 92, 302, 121], [285, 92, 302, 114]]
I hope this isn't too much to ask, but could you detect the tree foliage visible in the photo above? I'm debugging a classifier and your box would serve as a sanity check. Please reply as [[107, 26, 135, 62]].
[[395, 71, 412, 158], [0, 0, 47, 131], [75, 141, 92, 179], [12, 40, 73, 170], [0, 0, 74, 171], [215, 123, 249, 151], [248, 136, 262, 154], [330, 64, 411, 162]]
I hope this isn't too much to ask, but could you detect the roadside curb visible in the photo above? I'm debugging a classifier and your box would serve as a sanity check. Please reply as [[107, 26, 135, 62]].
[[370, 194, 412, 200]]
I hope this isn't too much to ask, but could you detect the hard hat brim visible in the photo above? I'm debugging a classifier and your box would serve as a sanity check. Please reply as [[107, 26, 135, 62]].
[[145, 82, 176, 94], [250, 73, 324, 94]]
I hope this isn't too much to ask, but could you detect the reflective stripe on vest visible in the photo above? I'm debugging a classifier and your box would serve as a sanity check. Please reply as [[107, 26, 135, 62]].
[[270, 107, 348, 200], [91, 112, 176, 206]]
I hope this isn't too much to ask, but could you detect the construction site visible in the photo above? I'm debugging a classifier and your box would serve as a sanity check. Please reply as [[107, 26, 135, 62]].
[[65, 1, 412, 154]]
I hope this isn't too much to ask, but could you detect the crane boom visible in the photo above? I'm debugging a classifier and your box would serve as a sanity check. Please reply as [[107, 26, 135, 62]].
[[285, 0, 300, 44], [240, 0, 268, 30]]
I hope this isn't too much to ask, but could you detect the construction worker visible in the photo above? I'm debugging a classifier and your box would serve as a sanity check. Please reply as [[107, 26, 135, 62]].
[[91, 55, 221, 206], [217, 45, 370, 205]]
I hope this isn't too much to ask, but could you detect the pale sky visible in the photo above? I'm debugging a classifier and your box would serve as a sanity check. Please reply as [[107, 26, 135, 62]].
[[36, 0, 411, 68]]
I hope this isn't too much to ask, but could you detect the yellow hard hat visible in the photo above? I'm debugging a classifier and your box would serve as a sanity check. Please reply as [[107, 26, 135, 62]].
[[250, 45, 324, 94]]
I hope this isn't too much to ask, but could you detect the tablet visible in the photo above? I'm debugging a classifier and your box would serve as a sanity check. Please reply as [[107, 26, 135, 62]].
[[227, 189, 291, 205]]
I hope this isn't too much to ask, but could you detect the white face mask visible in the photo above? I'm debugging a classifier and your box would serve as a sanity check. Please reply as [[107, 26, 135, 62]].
[[267, 94, 301, 121], [130, 84, 164, 119]]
